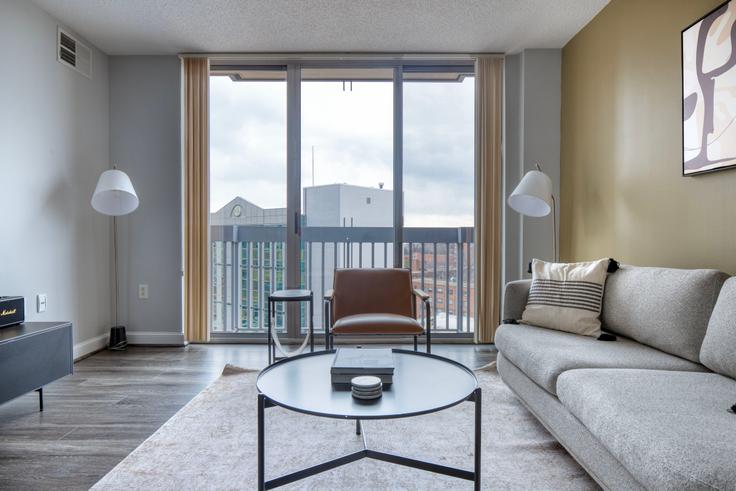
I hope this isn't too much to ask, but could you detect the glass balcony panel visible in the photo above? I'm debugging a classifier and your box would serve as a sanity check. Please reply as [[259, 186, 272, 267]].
[[209, 69, 287, 334], [300, 68, 395, 333], [404, 70, 475, 333]]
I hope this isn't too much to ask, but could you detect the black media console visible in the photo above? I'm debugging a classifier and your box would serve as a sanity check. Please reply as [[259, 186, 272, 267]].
[[0, 322, 73, 411]]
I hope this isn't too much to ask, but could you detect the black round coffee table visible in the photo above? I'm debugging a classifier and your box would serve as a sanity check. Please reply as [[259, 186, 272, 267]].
[[256, 349, 481, 490]]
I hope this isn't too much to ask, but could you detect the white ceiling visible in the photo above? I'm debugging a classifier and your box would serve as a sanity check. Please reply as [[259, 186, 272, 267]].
[[32, 0, 608, 56]]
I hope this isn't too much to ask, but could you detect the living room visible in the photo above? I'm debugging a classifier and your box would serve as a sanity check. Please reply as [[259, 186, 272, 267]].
[[1, 0, 734, 489]]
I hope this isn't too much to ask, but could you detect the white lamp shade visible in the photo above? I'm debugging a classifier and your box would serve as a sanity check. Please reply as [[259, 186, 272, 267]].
[[91, 169, 139, 216], [508, 170, 553, 217]]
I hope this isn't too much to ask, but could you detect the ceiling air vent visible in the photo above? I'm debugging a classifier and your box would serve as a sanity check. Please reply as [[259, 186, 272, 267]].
[[57, 27, 92, 78]]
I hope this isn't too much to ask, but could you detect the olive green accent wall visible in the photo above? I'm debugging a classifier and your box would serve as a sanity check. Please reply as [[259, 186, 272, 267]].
[[560, 0, 736, 274]]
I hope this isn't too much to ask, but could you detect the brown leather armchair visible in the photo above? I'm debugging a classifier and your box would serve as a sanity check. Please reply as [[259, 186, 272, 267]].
[[324, 268, 431, 352]]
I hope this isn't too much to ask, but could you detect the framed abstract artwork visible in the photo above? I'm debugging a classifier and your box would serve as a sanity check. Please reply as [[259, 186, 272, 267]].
[[682, 0, 736, 176]]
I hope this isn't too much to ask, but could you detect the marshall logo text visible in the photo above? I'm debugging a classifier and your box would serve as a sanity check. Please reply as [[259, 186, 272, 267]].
[[0, 297, 24, 328]]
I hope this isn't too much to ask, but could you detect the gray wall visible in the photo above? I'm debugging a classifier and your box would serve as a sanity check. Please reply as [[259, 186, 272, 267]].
[[503, 49, 561, 285], [109, 56, 184, 345], [0, 0, 112, 358]]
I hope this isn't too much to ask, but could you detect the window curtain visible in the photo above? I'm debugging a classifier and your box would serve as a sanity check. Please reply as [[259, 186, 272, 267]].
[[474, 56, 504, 344], [183, 57, 210, 343]]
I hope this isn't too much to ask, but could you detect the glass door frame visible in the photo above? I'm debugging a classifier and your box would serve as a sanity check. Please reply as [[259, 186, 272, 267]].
[[208, 56, 476, 342]]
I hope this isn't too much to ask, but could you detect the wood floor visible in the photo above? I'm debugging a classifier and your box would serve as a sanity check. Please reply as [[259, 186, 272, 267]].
[[0, 343, 496, 490]]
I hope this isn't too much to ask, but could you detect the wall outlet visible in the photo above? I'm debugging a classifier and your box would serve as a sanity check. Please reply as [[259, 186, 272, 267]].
[[36, 293, 47, 313], [138, 284, 149, 299]]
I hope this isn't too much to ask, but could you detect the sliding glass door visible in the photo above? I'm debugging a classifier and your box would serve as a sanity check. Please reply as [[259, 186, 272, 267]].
[[300, 68, 395, 332], [208, 59, 476, 340], [209, 67, 288, 335], [402, 66, 475, 334]]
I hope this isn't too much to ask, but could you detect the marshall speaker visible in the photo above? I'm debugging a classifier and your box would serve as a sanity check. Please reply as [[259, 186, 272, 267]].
[[0, 297, 24, 328]]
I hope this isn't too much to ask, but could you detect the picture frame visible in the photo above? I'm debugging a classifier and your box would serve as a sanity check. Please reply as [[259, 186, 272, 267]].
[[682, 0, 736, 176]]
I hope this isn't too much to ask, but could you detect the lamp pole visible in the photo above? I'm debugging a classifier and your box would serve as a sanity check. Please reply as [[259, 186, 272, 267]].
[[113, 215, 118, 328], [535, 163, 557, 262], [551, 194, 558, 262]]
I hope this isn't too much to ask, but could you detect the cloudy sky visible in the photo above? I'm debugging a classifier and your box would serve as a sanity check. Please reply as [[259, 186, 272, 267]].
[[210, 74, 474, 227]]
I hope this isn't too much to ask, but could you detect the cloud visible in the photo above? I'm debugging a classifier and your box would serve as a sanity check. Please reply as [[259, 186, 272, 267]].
[[210, 77, 288, 210], [210, 75, 474, 227]]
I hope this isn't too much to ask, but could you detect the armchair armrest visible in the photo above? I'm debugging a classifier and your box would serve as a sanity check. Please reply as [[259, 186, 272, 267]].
[[412, 288, 432, 352], [412, 288, 430, 302], [324, 289, 334, 302]]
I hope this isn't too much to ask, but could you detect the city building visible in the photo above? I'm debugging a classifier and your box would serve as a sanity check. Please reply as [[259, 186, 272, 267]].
[[211, 183, 395, 332], [210, 196, 286, 226], [210, 183, 473, 334], [303, 183, 392, 227]]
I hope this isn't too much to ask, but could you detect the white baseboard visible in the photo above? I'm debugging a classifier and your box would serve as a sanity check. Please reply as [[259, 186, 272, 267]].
[[127, 330, 186, 346], [74, 333, 108, 360]]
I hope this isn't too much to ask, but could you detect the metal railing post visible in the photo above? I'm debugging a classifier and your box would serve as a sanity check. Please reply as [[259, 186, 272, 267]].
[[458, 234, 464, 333]]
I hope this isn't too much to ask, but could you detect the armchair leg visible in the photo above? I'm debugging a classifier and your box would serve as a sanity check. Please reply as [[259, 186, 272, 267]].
[[413, 336, 418, 352], [324, 301, 330, 351], [425, 302, 432, 354]]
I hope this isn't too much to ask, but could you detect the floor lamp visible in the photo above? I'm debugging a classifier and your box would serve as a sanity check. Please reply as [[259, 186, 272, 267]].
[[508, 164, 557, 262], [91, 167, 139, 350]]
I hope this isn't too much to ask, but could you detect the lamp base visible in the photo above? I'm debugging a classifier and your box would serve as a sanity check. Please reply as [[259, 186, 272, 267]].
[[109, 325, 128, 351]]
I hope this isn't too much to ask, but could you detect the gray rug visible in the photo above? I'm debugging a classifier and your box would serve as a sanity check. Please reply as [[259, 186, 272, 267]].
[[92, 363, 597, 490]]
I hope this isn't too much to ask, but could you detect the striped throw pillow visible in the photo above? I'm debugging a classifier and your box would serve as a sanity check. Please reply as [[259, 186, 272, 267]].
[[521, 258, 610, 337]]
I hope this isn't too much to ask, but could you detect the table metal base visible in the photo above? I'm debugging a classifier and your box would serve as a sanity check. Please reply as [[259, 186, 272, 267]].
[[257, 388, 481, 490], [267, 290, 314, 366]]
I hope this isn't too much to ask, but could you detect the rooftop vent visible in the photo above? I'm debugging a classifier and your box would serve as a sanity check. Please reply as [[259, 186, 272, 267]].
[[57, 27, 91, 78]]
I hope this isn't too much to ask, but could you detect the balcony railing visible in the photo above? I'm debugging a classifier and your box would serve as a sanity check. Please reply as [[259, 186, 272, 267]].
[[210, 225, 474, 337]]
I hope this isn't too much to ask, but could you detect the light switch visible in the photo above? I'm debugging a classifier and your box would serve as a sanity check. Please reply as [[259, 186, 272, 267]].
[[138, 284, 149, 299], [37, 293, 47, 313]]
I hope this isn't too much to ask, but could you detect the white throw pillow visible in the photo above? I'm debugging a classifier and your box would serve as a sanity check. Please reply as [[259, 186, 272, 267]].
[[521, 258, 610, 337]]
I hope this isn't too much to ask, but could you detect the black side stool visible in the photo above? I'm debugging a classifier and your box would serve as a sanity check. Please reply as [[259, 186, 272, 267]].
[[267, 289, 314, 365]]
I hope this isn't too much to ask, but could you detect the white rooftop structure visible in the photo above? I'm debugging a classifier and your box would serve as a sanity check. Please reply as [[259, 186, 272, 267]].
[[303, 183, 393, 227]]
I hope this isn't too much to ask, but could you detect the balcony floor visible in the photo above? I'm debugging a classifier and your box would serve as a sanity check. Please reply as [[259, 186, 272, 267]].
[[0, 343, 497, 490]]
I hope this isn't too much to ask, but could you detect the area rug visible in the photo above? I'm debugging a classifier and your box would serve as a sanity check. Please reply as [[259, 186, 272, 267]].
[[92, 363, 597, 490]]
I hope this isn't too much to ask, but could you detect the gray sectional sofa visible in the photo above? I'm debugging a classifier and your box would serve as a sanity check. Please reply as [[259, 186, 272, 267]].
[[495, 265, 736, 490]]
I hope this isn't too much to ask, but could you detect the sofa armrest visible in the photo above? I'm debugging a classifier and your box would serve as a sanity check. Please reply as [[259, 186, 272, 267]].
[[503, 280, 532, 321]]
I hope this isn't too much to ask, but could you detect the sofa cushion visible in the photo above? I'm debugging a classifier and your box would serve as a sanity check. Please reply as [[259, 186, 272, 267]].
[[557, 369, 736, 490], [522, 258, 609, 337], [332, 313, 423, 335], [701, 277, 736, 379], [494, 323, 707, 395], [602, 265, 728, 362]]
